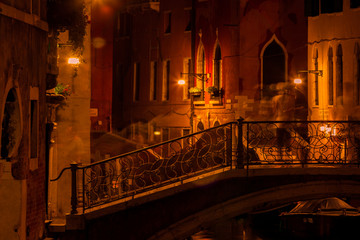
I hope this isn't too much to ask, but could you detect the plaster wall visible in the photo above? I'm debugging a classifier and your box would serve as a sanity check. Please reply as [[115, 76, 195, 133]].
[[308, 1, 360, 120], [0, 5, 48, 239], [49, 1, 91, 217]]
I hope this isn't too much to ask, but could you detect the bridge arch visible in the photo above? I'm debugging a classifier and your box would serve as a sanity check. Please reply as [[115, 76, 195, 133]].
[[150, 180, 360, 240]]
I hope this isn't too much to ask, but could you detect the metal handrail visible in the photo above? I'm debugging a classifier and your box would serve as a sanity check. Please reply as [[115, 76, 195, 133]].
[[52, 120, 360, 214], [60, 122, 236, 212]]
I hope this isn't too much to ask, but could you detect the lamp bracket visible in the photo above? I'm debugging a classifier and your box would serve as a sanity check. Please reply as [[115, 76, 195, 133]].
[[180, 72, 211, 82], [298, 70, 323, 77]]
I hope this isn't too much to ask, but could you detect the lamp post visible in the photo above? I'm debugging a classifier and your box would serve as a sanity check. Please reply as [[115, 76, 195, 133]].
[[178, 72, 211, 133]]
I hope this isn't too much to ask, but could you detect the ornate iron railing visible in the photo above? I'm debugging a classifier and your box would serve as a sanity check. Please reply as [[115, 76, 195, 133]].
[[239, 120, 360, 166], [51, 120, 360, 214], [78, 123, 234, 211]]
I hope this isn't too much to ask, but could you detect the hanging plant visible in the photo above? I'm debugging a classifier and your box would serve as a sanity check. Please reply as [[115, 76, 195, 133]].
[[205, 86, 219, 94], [54, 83, 71, 97], [189, 87, 202, 96], [47, 0, 88, 53]]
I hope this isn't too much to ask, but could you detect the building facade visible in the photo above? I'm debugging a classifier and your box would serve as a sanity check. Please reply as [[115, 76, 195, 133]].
[[107, 0, 308, 147], [307, 0, 360, 121], [0, 0, 49, 239]]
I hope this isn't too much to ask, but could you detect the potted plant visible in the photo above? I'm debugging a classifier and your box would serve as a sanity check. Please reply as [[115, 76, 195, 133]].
[[206, 86, 221, 97], [189, 87, 202, 96]]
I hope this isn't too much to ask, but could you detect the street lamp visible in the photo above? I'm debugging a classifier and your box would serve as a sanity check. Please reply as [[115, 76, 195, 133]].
[[294, 70, 323, 84], [178, 72, 211, 133]]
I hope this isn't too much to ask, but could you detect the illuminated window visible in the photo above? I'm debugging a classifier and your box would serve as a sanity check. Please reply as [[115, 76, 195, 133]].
[[133, 62, 140, 101], [150, 61, 157, 101], [336, 45, 343, 105], [328, 47, 334, 105], [164, 12, 171, 34], [162, 60, 170, 101], [321, 0, 343, 13]]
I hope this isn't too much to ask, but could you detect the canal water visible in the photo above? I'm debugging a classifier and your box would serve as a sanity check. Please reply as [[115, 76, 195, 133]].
[[189, 201, 360, 239]]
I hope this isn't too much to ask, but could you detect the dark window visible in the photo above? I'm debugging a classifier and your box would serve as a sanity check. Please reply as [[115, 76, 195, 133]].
[[262, 40, 285, 99], [321, 0, 343, 14], [134, 63, 140, 101], [164, 12, 171, 33], [355, 43, 360, 105], [214, 45, 221, 90], [197, 47, 206, 100], [185, 9, 191, 32], [305, 0, 319, 16], [150, 61, 157, 101], [351, 0, 360, 8], [314, 51, 319, 106], [328, 48, 334, 105], [30, 100, 38, 158], [197, 122, 204, 131], [118, 13, 132, 37], [336, 45, 343, 105], [1, 89, 21, 159], [163, 60, 170, 101], [184, 58, 191, 99]]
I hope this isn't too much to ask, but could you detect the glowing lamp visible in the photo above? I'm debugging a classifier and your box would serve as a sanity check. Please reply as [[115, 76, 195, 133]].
[[68, 57, 80, 65], [154, 131, 161, 136], [294, 78, 302, 84], [178, 79, 186, 85]]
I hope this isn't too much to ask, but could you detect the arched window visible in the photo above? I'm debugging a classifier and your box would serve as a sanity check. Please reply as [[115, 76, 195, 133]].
[[262, 39, 286, 99], [1, 88, 22, 159], [336, 45, 343, 105], [328, 47, 334, 105], [213, 44, 221, 90], [197, 43, 206, 99], [197, 121, 204, 131], [213, 120, 220, 127], [355, 43, 360, 105]]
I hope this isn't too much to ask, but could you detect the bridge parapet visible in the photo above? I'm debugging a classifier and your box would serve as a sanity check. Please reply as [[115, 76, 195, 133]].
[[51, 120, 360, 214], [241, 120, 360, 167]]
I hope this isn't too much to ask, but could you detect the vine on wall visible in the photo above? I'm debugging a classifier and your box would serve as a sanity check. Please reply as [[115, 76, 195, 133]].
[[47, 0, 88, 54]]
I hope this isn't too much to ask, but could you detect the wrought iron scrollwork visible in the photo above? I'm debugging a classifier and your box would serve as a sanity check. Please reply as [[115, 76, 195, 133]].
[[243, 121, 360, 165], [81, 123, 233, 209]]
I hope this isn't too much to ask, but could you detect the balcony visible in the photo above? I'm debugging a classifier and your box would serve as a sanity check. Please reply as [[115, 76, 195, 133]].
[[126, 0, 160, 12]]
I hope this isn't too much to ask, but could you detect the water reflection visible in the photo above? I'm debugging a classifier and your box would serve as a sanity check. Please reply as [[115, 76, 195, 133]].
[[187, 198, 360, 240]]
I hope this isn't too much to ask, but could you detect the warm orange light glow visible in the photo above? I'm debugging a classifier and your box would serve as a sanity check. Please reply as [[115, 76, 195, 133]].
[[68, 57, 80, 65], [154, 131, 161, 136], [178, 79, 186, 85], [294, 78, 302, 84]]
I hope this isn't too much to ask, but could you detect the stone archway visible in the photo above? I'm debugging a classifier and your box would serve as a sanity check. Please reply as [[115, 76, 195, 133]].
[[1, 88, 22, 159]]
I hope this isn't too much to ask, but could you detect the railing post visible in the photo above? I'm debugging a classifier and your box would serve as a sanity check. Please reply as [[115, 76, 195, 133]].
[[70, 162, 79, 214], [237, 118, 244, 169]]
